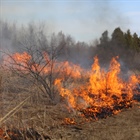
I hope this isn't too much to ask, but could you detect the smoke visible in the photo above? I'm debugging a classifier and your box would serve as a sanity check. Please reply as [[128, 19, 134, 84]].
[[1, 1, 140, 71], [62, 0, 130, 42], [1, 0, 131, 42]]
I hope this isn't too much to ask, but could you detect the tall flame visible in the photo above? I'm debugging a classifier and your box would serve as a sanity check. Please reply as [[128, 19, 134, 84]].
[[55, 56, 138, 118], [3, 52, 139, 119]]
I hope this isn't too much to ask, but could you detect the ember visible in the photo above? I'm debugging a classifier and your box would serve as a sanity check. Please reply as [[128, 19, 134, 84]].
[[0, 127, 51, 140], [63, 118, 76, 125]]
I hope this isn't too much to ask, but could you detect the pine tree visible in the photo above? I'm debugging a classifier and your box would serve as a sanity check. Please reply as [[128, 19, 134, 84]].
[[133, 33, 140, 52], [111, 27, 126, 47], [124, 29, 133, 49]]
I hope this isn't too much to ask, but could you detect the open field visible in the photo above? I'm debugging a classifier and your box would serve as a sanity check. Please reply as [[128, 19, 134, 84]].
[[0, 66, 140, 140], [0, 89, 140, 139]]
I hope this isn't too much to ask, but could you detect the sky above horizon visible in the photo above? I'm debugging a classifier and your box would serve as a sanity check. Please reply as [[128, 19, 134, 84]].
[[1, 0, 140, 42]]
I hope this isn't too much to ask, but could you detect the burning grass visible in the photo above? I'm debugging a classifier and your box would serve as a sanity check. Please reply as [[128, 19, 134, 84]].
[[2, 52, 140, 117], [55, 56, 139, 119], [0, 52, 140, 139]]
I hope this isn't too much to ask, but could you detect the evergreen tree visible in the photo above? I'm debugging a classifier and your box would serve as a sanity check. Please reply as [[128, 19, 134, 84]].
[[124, 29, 133, 49], [133, 33, 140, 52], [111, 27, 126, 47], [100, 30, 109, 46]]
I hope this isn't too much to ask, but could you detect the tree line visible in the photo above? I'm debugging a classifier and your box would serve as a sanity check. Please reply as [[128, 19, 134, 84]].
[[0, 20, 140, 71], [96, 28, 140, 70]]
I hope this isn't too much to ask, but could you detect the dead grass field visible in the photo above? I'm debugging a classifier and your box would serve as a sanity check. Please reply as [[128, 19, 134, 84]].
[[0, 70, 140, 140]]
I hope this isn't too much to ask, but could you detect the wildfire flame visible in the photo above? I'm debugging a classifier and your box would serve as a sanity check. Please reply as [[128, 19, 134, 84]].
[[4, 52, 82, 79], [55, 56, 139, 119], [3, 52, 139, 119]]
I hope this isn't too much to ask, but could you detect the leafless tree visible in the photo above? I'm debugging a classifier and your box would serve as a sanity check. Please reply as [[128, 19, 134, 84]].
[[2, 23, 66, 102]]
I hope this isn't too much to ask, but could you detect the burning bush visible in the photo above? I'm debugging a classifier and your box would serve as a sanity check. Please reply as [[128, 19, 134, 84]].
[[3, 51, 83, 102]]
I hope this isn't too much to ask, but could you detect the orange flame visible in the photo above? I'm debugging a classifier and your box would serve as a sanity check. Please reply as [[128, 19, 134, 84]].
[[4, 52, 139, 119], [55, 56, 139, 118], [4, 52, 82, 79], [63, 118, 76, 125]]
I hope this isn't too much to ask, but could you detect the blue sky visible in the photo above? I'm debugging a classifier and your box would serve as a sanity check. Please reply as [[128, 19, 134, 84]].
[[1, 0, 140, 42]]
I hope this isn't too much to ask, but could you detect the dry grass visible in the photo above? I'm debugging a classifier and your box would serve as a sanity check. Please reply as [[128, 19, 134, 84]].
[[0, 69, 140, 140]]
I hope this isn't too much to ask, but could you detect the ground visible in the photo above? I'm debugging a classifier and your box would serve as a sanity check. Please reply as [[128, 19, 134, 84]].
[[0, 71, 140, 140], [0, 92, 140, 140]]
